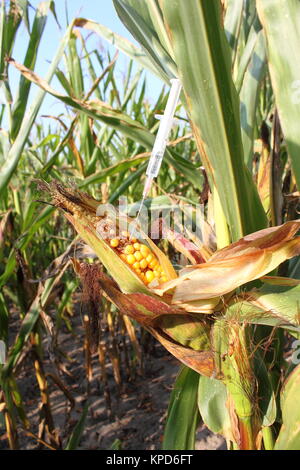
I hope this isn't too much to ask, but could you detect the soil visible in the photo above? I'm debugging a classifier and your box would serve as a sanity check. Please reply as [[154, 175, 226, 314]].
[[1, 303, 225, 451]]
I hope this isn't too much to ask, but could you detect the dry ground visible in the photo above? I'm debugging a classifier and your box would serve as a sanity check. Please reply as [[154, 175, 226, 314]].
[[1, 304, 225, 450]]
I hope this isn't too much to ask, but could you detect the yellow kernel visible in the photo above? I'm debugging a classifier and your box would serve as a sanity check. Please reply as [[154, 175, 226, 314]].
[[131, 237, 137, 243], [124, 245, 134, 255], [140, 244, 150, 256], [160, 275, 168, 283], [146, 253, 154, 263], [145, 270, 155, 283], [136, 268, 141, 274], [133, 242, 141, 251], [133, 261, 140, 270], [140, 259, 148, 269], [110, 238, 119, 248], [134, 251, 143, 261], [126, 254, 135, 265], [120, 254, 127, 261], [149, 260, 158, 269], [153, 270, 159, 277]]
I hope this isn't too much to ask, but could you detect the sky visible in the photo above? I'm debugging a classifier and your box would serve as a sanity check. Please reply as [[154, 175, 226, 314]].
[[3, 0, 165, 126]]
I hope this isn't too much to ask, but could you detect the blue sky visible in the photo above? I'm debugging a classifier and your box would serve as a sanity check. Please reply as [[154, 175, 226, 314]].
[[5, 0, 165, 125]]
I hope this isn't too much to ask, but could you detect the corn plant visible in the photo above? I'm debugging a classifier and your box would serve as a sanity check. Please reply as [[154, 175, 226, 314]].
[[1, 0, 199, 448], [2, 0, 300, 451], [30, 0, 300, 450], [102, 0, 300, 449]]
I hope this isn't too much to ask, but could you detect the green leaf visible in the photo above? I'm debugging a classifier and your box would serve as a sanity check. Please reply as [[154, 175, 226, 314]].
[[110, 439, 122, 450], [198, 375, 231, 439], [239, 29, 267, 168], [159, 314, 211, 352], [8, 58, 153, 146], [160, 0, 267, 240], [10, 1, 53, 139], [257, 0, 300, 187], [1, 249, 71, 378], [65, 402, 89, 450], [108, 163, 147, 203], [79, 154, 148, 188], [163, 366, 200, 450], [7, 376, 29, 428], [10, 58, 203, 190], [235, 15, 263, 94], [254, 352, 276, 427], [225, 282, 300, 332], [74, 17, 168, 84], [0, 21, 75, 196], [251, 282, 300, 327], [224, 0, 244, 58], [274, 365, 300, 449], [0, 291, 9, 343], [0, 1, 6, 80], [0, 205, 54, 290], [113, 0, 177, 81]]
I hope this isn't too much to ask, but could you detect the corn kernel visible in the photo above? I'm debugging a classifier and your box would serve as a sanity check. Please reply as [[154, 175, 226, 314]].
[[153, 270, 159, 277], [133, 242, 141, 251], [133, 261, 140, 270], [140, 259, 148, 269], [120, 254, 127, 261], [110, 238, 119, 248], [124, 244, 134, 255], [146, 253, 154, 263], [140, 244, 150, 256], [145, 270, 155, 283], [134, 251, 143, 261], [160, 275, 168, 283], [126, 254, 135, 265], [131, 237, 137, 243], [149, 260, 158, 269]]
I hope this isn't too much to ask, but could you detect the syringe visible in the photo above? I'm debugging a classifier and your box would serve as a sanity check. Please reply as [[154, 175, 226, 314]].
[[129, 78, 182, 238], [142, 78, 182, 198]]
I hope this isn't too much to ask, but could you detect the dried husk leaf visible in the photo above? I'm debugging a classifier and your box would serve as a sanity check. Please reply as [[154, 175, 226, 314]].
[[148, 326, 215, 377], [158, 221, 207, 264], [156, 222, 300, 306], [97, 270, 183, 325], [97, 271, 215, 377], [210, 220, 300, 261]]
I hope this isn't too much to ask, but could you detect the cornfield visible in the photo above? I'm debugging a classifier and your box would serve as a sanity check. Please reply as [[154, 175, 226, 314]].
[[1, 0, 300, 451]]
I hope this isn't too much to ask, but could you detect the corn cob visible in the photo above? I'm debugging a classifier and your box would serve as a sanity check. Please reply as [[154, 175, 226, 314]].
[[44, 182, 167, 287], [108, 231, 168, 286]]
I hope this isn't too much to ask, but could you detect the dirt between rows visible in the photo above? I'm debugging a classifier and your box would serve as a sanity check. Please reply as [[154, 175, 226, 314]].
[[1, 303, 225, 450]]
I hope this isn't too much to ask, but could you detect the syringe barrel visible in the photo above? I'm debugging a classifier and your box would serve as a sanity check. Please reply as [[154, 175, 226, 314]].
[[151, 79, 181, 156], [146, 150, 164, 178], [145, 78, 182, 179], [146, 78, 181, 183]]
